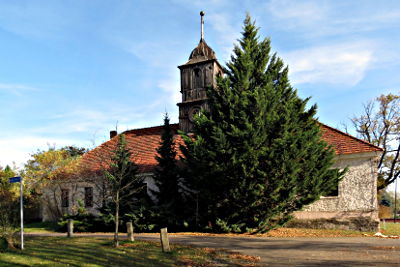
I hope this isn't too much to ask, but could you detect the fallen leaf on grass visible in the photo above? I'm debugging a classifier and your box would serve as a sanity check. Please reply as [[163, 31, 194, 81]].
[[228, 252, 261, 262], [177, 256, 203, 267]]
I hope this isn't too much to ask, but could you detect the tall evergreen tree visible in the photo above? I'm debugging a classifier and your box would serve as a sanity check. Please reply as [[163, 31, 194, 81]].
[[182, 15, 345, 233], [152, 113, 184, 229]]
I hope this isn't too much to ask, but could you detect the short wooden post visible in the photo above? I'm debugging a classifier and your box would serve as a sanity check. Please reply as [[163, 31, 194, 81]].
[[160, 227, 170, 252], [126, 221, 134, 241], [67, 219, 73, 237]]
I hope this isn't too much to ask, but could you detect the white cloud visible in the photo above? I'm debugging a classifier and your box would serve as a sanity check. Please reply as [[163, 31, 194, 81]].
[[0, 83, 38, 96], [0, 136, 78, 167], [157, 74, 181, 106], [107, 36, 184, 116], [334, 11, 400, 28], [171, 0, 239, 62], [283, 41, 374, 86], [0, 102, 168, 167], [119, 41, 182, 68], [265, 0, 400, 37], [34, 104, 153, 136], [267, 0, 328, 22], [207, 13, 239, 61], [156, 71, 181, 121]]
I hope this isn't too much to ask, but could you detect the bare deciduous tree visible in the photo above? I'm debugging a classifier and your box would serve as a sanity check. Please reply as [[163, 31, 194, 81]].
[[352, 93, 400, 190]]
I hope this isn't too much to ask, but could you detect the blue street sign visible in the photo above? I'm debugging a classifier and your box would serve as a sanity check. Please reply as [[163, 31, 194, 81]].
[[9, 176, 21, 183]]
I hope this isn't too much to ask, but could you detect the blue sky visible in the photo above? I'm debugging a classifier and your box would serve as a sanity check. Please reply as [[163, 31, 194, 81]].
[[1, 0, 399, 172]]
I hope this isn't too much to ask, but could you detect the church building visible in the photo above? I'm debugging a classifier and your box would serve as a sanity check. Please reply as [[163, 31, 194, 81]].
[[42, 12, 382, 231]]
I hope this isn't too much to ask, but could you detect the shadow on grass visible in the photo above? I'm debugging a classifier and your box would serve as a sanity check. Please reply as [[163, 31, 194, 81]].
[[24, 221, 60, 232], [0, 236, 210, 267]]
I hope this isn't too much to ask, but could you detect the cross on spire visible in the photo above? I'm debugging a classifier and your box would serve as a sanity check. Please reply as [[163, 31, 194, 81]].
[[200, 11, 205, 41]]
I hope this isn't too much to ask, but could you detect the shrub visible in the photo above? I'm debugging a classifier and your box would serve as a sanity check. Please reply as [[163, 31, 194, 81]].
[[0, 186, 19, 249]]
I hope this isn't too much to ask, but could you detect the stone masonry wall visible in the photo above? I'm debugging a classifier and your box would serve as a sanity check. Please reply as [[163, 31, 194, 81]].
[[294, 152, 380, 227]]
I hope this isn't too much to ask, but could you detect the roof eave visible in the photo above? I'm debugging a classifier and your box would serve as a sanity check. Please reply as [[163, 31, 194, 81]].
[[178, 58, 222, 69]]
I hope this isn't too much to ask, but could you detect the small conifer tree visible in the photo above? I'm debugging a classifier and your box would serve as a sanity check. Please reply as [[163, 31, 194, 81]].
[[182, 15, 345, 233], [104, 134, 142, 246]]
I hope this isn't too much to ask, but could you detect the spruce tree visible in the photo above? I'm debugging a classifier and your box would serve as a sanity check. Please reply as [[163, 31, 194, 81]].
[[152, 113, 183, 229], [182, 15, 345, 233]]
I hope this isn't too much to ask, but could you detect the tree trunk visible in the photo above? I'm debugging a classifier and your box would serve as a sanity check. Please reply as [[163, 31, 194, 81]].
[[114, 191, 119, 247]]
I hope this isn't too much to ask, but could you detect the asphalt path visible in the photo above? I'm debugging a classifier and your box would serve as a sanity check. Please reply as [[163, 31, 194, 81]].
[[26, 233, 400, 266]]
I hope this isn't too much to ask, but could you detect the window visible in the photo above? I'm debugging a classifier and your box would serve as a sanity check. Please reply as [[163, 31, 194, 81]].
[[325, 182, 339, 197], [133, 182, 148, 199], [193, 68, 203, 88], [61, 189, 69, 207], [85, 187, 93, 207]]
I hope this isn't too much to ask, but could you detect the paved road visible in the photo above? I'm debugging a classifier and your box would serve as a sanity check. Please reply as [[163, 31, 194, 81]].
[[27, 233, 400, 266], [140, 235, 400, 266]]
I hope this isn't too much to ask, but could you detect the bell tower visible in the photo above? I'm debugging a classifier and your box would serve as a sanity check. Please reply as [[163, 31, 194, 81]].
[[177, 11, 223, 132]]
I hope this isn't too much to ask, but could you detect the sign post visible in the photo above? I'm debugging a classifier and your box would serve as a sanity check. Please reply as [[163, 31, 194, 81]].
[[9, 176, 23, 250]]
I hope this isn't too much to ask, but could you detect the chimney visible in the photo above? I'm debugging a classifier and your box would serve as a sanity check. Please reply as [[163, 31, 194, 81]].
[[110, 130, 117, 139]]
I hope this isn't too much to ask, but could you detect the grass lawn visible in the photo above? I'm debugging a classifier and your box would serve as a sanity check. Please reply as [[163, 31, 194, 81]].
[[380, 222, 400, 236], [24, 222, 59, 233], [0, 236, 260, 267]]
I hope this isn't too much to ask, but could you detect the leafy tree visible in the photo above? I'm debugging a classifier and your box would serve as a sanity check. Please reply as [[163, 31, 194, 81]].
[[104, 134, 143, 247], [22, 146, 87, 219], [24, 148, 72, 189], [23, 146, 87, 191], [151, 113, 184, 229], [379, 190, 393, 207], [0, 166, 17, 193], [62, 146, 88, 157], [181, 15, 345, 233], [0, 165, 19, 248], [351, 93, 400, 190]]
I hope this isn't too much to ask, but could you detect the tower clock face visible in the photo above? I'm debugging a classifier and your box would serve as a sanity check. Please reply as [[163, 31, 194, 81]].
[[189, 106, 201, 122]]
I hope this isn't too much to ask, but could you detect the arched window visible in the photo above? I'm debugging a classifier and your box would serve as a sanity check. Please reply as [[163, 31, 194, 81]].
[[184, 70, 190, 89], [193, 68, 203, 88]]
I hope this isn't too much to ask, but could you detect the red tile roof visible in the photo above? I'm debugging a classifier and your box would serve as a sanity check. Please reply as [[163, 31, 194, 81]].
[[80, 124, 184, 174], [80, 123, 382, 174], [320, 124, 382, 155]]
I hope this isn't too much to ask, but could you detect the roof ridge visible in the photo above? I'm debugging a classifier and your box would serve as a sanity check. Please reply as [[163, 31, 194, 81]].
[[122, 123, 179, 135], [320, 123, 383, 151]]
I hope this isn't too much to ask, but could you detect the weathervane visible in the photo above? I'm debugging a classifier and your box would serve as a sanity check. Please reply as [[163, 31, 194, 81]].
[[200, 11, 205, 41]]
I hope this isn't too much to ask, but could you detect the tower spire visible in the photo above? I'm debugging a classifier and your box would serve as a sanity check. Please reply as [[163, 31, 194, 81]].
[[200, 11, 205, 41]]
